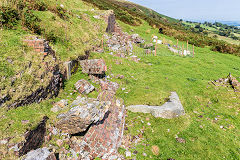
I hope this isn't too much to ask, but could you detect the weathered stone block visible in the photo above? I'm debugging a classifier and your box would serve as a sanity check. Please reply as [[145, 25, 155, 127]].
[[127, 92, 185, 119], [106, 14, 116, 34], [74, 79, 95, 94], [80, 59, 107, 75]]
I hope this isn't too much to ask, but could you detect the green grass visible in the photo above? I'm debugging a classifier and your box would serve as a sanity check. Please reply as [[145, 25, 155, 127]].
[[89, 22, 240, 159]]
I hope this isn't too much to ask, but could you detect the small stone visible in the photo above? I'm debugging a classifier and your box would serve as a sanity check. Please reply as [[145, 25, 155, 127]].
[[93, 15, 100, 19], [176, 138, 186, 144], [146, 117, 150, 121], [52, 127, 58, 135], [56, 139, 63, 147], [21, 120, 29, 124], [125, 151, 131, 157], [51, 106, 61, 113], [0, 139, 8, 145], [23, 147, 55, 160], [151, 145, 159, 156]]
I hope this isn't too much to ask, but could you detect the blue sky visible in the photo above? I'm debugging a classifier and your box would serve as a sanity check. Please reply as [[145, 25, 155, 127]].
[[128, 0, 240, 22]]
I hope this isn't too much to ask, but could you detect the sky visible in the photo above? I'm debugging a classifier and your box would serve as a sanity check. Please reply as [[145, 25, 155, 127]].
[[128, 0, 240, 22]]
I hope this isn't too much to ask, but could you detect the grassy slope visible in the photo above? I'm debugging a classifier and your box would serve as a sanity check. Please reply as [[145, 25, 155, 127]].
[[0, 1, 240, 160], [0, 0, 109, 106]]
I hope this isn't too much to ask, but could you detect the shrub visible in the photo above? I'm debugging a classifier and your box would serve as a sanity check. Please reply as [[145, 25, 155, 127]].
[[23, 9, 42, 34], [0, 7, 20, 29]]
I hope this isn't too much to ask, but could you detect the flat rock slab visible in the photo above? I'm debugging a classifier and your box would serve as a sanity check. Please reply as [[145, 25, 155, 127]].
[[127, 92, 185, 119], [56, 98, 110, 135]]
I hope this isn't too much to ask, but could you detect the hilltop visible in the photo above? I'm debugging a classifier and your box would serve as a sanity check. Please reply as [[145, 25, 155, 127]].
[[0, 0, 240, 160]]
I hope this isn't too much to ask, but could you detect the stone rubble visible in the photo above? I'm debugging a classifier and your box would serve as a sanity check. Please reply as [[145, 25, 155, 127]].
[[211, 73, 240, 92]]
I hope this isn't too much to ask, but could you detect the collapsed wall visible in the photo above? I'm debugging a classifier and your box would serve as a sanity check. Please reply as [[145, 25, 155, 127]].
[[0, 37, 63, 108]]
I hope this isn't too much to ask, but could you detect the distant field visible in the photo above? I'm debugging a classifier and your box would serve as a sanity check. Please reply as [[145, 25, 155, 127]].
[[183, 21, 240, 45]]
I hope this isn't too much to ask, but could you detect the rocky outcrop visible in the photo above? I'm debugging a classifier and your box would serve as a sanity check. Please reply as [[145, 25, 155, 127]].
[[127, 92, 185, 119], [131, 34, 145, 44], [19, 116, 49, 157], [56, 97, 110, 135]]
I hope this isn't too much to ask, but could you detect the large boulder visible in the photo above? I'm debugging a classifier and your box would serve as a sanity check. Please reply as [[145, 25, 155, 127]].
[[80, 59, 107, 75], [56, 98, 110, 134], [127, 92, 185, 119]]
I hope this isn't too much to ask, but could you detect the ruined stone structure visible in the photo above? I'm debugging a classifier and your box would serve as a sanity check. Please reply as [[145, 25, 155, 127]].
[[23, 38, 50, 54], [106, 14, 116, 34], [75, 93, 126, 160]]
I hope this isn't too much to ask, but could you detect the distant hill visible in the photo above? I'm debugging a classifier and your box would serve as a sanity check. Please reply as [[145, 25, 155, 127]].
[[218, 21, 240, 26]]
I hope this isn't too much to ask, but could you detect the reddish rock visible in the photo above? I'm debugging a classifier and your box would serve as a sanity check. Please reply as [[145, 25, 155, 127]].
[[99, 80, 119, 93], [74, 79, 95, 94], [80, 59, 107, 75], [75, 94, 126, 160]]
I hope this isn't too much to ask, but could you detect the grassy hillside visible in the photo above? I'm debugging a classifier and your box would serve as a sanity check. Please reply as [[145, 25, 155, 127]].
[[82, 0, 240, 56], [0, 0, 240, 160], [182, 21, 240, 45], [0, 0, 109, 106]]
